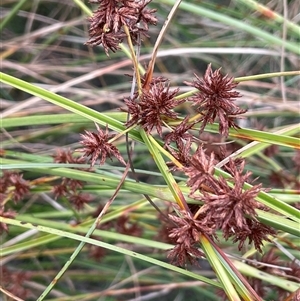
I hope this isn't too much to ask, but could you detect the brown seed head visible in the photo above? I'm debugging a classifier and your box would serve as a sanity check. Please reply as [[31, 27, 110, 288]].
[[125, 79, 185, 136], [78, 124, 126, 166], [185, 64, 246, 137], [167, 209, 215, 266], [86, 0, 157, 55]]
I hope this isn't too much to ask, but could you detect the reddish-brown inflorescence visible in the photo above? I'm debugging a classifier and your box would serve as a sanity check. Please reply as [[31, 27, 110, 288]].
[[53, 148, 86, 165], [0, 171, 12, 196], [114, 214, 143, 237], [182, 154, 275, 255], [86, 0, 157, 55], [164, 115, 194, 143], [52, 149, 87, 198], [88, 238, 107, 261], [9, 173, 30, 203], [200, 159, 263, 233], [0, 266, 33, 299], [0, 207, 16, 234], [0, 172, 28, 234], [78, 123, 126, 166], [84, 0, 276, 272], [167, 209, 216, 267], [0, 171, 30, 203], [164, 115, 195, 157], [185, 64, 246, 137], [232, 218, 276, 252], [166, 139, 192, 170], [69, 192, 94, 211], [125, 79, 185, 136], [51, 149, 94, 211], [183, 146, 217, 196]]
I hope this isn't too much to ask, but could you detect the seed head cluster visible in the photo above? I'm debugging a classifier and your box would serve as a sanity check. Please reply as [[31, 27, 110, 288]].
[[0, 171, 30, 204], [125, 78, 185, 136], [86, 0, 157, 55], [81, 4, 280, 271], [52, 149, 93, 210], [0, 171, 30, 234], [185, 63, 246, 137], [78, 123, 126, 166], [164, 147, 276, 266], [167, 210, 211, 266]]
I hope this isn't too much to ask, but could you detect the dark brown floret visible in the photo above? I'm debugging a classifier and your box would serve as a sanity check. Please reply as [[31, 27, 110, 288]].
[[78, 124, 126, 166], [9, 174, 30, 203], [124, 94, 142, 128], [0, 207, 16, 234], [125, 80, 185, 136], [166, 138, 192, 169], [164, 115, 195, 150], [115, 215, 143, 236], [263, 144, 279, 158], [1, 172, 30, 203], [201, 160, 262, 231], [183, 146, 217, 196], [232, 218, 276, 252], [52, 177, 85, 199], [88, 238, 107, 261], [167, 209, 215, 267], [53, 149, 86, 164], [51, 149, 89, 201], [52, 183, 68, 198], [185, 64, 246, 137], [86, 0, 157, 55], [69, 192, 93, 211], [0, 266, 33, 299], [0, 171, 12, 194]]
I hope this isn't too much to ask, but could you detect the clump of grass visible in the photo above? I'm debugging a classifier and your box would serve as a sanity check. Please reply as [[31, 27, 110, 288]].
[[1, 0, 299, 300]]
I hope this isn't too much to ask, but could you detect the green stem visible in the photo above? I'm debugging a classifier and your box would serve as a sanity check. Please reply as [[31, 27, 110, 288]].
[[234, 0, 300, 38], [161, 0, 300, 54], [0, 0, 27, 31]]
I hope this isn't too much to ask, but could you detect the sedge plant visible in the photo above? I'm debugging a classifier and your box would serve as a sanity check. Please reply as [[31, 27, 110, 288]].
[[1, 0, 300, 300]]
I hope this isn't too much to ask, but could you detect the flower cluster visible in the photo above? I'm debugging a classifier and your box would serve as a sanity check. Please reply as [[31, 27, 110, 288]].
[[167, 147, 276, 266], [0, 266, 33, 299], [84, 5, 276, 272], [86, 0, 157, 55], [183, 146, 217, 196], [52, 149, 93, 210], [185, 64, 246, 137], [0, 207, 16, 234], [187, 149, 275, 250], [164, 115, 196, 168], [167, 209, 214, 267], [78, 123, 126, 166], [0, 171, 30, 204], [0, 171, 30, 233], [75, 125, 127, 207], [125, 78, 185, 136]]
